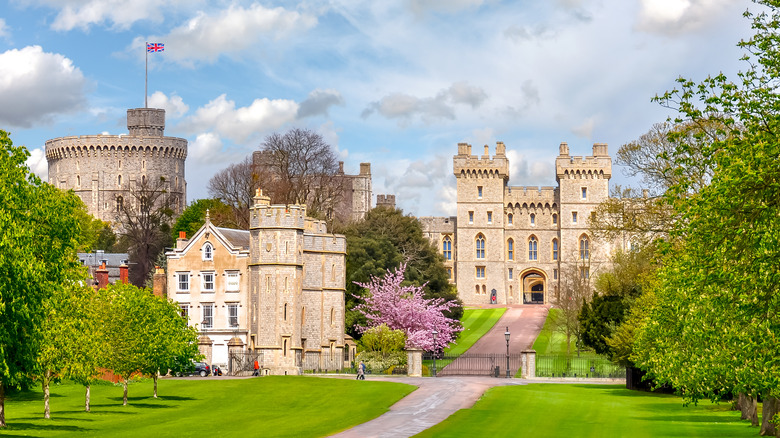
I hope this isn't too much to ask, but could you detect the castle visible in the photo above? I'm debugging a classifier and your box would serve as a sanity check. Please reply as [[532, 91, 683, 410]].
[[421, 141, 615, 306], [45, 108, 187, 223], [165, 190, 351, 375]]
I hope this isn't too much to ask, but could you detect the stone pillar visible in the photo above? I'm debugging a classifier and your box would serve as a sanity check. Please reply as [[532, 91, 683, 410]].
[[406, 348, 423, 377], [521, 349, 536, 379], [227, 337, 244, 376], [198, 335, 213, 366]]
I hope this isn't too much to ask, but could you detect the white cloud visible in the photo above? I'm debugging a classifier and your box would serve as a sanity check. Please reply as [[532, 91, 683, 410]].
[[0, 18, 9, 39], [297, 89, 344, 119], [409, 0, 488, 15], [26, 147, 48, 179], [376, 152, 455, 215], [35, 0, 182, 31], [0, 46, 86, 128], [636, 0, 734, 34], [506, 149, 555, 186], [148, 91, 189, 118], [189, 132, 223, 163], [571, 116, 597, 139], [140, 4, 317, 64], [362, 81, 487, 124], [183, 94, 299, 144]]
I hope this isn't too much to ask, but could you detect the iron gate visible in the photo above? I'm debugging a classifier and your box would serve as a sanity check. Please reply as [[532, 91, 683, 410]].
[[228, 351, 263, 376], [423, 353, 524, 377]]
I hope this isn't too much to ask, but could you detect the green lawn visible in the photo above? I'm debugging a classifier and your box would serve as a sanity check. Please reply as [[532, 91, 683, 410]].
[[445, 307, 506, 355], [532, 307, 575, 354], [417, 384, 757, 438], [0, 376, 415, 437]]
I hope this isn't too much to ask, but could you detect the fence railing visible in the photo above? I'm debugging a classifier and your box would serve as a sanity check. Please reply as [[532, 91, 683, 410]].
[[228, 351, 263, 376], [423, 353, 523, 377], [535, 354, 625, 378]]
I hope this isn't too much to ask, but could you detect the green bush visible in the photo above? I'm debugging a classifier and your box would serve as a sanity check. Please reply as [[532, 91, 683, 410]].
[[357, 351, 406, 373]]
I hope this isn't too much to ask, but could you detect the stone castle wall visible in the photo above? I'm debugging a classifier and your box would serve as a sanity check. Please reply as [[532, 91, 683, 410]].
[[45, 108, 187, 224]]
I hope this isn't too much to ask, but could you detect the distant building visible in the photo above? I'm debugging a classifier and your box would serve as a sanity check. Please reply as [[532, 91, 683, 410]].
[[421, 142, 619, 306], [46, 108, 187, 224], [78, 251, 129, 287], [376, 194, 396, 209], [165, 190, 353, 375]]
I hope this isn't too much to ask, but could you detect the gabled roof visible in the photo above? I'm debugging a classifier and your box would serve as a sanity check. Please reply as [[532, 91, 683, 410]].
[[216, 227, 250, 250], [168, 211, 250, 258]]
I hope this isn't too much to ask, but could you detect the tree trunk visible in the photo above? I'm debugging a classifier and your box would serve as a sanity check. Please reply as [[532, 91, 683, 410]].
[[153, 374, 158, 399], [738, 393, 759, 426], [85, 384, 91, 412], [43, 369, 51, 419], [123, 378, 129, 406], [760, 396, 779, 437], [1, 383, 6, 427]]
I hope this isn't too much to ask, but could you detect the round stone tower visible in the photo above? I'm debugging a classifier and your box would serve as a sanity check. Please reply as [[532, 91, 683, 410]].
[[45, 108, 187, 224]]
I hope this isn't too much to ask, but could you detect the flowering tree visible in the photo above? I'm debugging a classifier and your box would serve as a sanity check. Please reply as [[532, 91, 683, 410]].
[[354, 264, 461, 351]]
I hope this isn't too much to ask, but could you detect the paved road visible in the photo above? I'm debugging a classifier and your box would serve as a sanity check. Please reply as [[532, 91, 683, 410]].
[[330, 304, 552, 438]]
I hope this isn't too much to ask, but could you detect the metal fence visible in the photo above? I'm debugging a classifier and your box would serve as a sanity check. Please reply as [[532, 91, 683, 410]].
[[228, 351, 263, 376], [423, 353, 523, 377], [535, 354, 625, 378], [301, 351, 346, 374]]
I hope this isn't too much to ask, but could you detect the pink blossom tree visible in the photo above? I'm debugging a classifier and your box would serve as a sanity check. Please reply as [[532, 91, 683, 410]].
[[354, 264, 462, 351]]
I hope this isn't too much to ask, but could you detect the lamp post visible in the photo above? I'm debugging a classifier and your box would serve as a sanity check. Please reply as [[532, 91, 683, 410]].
[[504, 326, 511, 378], [431, 329, 438, 377]]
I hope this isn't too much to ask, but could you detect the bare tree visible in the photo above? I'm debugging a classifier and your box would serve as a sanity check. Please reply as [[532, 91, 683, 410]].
[[253, 128, 345, 222], [116, 176, 174, 287], [554, 259, 594, 356], [207, 156, 255, 230]]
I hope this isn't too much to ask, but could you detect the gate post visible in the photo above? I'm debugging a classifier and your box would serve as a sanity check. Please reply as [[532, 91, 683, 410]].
[[521, 349, 536, 378], [406, 348, 423, 377], [227, 337, 244, 376]]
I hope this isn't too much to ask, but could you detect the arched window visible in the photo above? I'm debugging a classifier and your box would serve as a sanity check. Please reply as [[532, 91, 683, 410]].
[[117, 175, 122, 186], [284, 303, 288, 321], [475, 234, 485, 259], [530, 213, 535, 226], [580, 235, 590, 260], [116, 196, 123, 213], [507, 238, 514, 261], [442, 236, 452, 260], [552, 214, 558, 225], [552, 239, 559, 261], [507, 213, 513, 225], [202, 243, 213, 261], [528, 236, 538, 261]]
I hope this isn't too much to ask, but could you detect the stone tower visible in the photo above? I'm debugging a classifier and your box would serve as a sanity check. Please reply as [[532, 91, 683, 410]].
[[45, 108, 187, 223], [248, 190, 347, 374]]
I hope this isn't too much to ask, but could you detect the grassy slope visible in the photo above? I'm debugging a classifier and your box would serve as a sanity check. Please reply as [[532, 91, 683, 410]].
[[532, 307, 576, 354], [1, 377, 414, 437], [445, 307, 506, 356], [417, 384, 756, 438]]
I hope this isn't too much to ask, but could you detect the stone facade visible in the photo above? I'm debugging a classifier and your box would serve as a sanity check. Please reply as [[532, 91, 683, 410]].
[[421, 142, 617, 306], [166, 191, 349, 375], [45, 108, 187, 224]]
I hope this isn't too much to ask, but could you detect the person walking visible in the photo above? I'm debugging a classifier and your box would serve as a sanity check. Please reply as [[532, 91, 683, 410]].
[[252, 359, 260, 376], [356, 361, 364, 380]]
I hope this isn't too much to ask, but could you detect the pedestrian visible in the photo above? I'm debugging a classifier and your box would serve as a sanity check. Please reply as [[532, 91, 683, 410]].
[[359, 361, 366, 380], [252, 359, 260, 376], [356, 361, 364, 380]]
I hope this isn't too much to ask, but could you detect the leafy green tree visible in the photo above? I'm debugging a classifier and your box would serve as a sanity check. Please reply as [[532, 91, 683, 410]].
[[170, 198, 236, 241], [359, 324, 406, 357], [338, 206, 462, 338], [632, 2, 780, 434], [0, 130, 83, 427], [73, 201, 116, 252]]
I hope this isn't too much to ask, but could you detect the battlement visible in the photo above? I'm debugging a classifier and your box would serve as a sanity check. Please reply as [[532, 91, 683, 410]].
[[453, 142, 509, 180], [45, 135, 188, 160], [127, 108, 165, 136], [376, 194, 396, 209], [555, 142, 612, 179]]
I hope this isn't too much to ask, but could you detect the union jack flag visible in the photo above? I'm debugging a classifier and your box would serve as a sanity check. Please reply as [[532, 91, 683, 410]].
[[147, 43, 164, 53]]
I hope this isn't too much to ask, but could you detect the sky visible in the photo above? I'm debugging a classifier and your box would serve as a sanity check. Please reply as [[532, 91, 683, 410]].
[[0, 0, 757, 217]]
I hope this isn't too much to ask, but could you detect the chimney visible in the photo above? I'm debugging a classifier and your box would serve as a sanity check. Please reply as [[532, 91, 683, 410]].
[[95, 262, 109, 290], [119, 261, 129, 284], [483, 144, 490, 157], [153, 266, 167, 298], [359, 162, 371, 175], [559, 142, 570, 157], [338, 161, 345, 174], [177, 231, 188, 250]]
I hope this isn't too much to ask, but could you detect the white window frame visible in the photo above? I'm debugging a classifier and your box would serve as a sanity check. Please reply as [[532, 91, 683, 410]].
[[202, 304, 213, 329], [228, 303, 239, 328], [203, 243, 213, 261], [226, 271, 240, 292], [177, 272, 190, 292], [202, 272, 215, 292]]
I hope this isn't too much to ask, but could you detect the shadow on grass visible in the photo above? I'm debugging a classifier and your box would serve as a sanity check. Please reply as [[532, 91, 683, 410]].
[[2, 421, 90, 433], [156, 395, 196, 401], [5, 391, 66, 402], [636, 414, 743, 424]]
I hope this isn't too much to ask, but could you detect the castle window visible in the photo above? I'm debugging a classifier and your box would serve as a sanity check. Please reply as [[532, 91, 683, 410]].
[[284, 303, 288, 321], [580, 235, 590, 260], [475, 285, 480, 295], [331, 308, 335, 326], [447, 268, 452, 279], [202, 272, 215, 291], [507, 238, 514, 261], [572, 211, 578, 224], [508, 213, 513, 225], [554, 269, 558, 280], [116, 196, 124, 213], [469, 211, 474, 224], [202, 243, 213, 261], [580, 267, 590, 279], [508, 268, 513, 280], [477, 186, 483, 199], [202, 304, 213, 329], [118, 175, 122, 186], [530, 213, 535, 226], [482, 285, 486, 295], [552, 239, 559, 261], [443, 236, 452, 260], [582, 187, 587, 199], [76, 175, 80, 187], [476, 266, 485, 279], [487, 211, 492, 224], [528, 236, 538, 261], [177, 272, 189, 291], [118, 160, 121, 170], [142, 160, 146, 170], [553, 214, 558, 225], [475, 234, 485, 259]]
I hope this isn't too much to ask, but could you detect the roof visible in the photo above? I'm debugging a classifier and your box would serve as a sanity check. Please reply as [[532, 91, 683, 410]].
[[215, 227, 250, 250], [78, 252, 129, 267]]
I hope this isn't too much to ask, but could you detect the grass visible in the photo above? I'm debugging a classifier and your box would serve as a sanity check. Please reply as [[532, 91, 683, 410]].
[[416, 384, 757, 438], [445, 307, 506, 355], [0, 376, 415, 437], [532, 308, 576, 354]]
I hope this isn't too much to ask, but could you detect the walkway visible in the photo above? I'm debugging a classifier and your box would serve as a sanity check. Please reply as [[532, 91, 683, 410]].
[[330, 304, 552, 438]]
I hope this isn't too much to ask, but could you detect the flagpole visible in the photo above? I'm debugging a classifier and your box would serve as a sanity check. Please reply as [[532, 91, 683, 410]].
[[145, 41, 148, 108]]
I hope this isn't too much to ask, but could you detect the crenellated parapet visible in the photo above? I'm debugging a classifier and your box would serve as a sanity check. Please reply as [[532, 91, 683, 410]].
[[453, 142, 509, 181], [555, 142, 612, 180], [45, 135, 187, 161], [505, 186, 559, 209]]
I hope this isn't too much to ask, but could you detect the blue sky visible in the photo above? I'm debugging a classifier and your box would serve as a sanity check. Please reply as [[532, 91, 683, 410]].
[[1, 0, 754, 216]]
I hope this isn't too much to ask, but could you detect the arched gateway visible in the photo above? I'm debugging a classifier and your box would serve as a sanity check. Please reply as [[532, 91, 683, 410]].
[[521, 270, 546, 304]]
